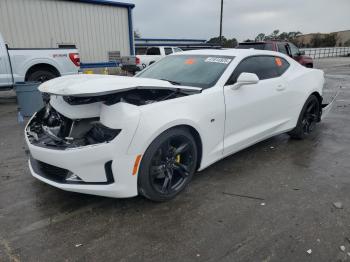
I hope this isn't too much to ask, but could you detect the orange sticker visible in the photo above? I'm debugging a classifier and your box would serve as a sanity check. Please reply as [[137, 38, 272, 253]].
[[275, 57, 283, 67], [185, 58, 196, 65]]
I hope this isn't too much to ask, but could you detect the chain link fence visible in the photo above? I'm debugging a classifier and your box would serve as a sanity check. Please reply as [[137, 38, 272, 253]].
[[301, 47, 350, 59]]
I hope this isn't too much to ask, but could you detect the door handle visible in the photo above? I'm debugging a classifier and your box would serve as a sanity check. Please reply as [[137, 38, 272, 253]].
[[276, 84, 285, 91]]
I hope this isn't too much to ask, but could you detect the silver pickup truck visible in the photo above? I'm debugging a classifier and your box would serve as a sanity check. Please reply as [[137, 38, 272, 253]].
[[0, 32, 80, 90]]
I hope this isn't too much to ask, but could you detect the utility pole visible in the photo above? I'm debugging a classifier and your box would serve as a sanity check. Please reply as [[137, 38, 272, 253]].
[[219, 0, 223, 47]]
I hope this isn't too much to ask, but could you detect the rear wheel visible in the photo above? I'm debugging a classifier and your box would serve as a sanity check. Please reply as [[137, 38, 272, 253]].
[[27, 69, 57, 83], [138, 128, 198, 201], [288, 95, 321, 139]]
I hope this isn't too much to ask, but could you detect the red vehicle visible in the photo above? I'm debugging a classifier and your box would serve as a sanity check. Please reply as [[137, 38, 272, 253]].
[[237, 41, 314, 68]]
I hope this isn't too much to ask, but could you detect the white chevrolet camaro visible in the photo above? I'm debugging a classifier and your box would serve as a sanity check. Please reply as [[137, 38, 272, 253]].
[[25, 49, 334, 201]]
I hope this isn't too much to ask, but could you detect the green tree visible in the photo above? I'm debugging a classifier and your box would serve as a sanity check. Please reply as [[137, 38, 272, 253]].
[[310, 33, 337, 47], [266, 29, 280, 40], [255, 33, 265, 42], [310, 34, 323, 47], [322, 33, 338, 47], [207, 36, 238, 48]]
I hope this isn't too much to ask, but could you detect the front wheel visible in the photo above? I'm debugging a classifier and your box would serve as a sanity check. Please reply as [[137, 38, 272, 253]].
[[138, 128, 198, 202], [288, 94, 321, 139]]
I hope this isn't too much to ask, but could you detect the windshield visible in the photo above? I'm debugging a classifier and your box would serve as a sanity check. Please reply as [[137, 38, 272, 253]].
[[136, 55, 234, 88]]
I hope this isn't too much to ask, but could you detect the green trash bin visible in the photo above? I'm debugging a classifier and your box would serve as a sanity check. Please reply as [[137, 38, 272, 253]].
[[15, 82, 44, 117]]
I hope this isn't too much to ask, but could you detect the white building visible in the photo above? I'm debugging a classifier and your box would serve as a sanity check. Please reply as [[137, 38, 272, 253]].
[[0, 0, 135, 63]]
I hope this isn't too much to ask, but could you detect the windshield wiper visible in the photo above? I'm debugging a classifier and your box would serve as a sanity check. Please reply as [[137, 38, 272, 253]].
[[160, 79, 182, 86]]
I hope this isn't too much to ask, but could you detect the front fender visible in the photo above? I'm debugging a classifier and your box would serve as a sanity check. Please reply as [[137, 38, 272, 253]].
[[126, 88, 226, 172], [127, 113, 202, 156]]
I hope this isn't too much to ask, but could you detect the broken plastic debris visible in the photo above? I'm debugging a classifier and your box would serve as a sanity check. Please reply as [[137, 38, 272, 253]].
[[75, 244, 83, 247], [333, 202, 343, 209], [196, 254, 200, 257], [306, 249, 312, 255], [340, 245, 346, 252], [270, 146, 275, 149], [260, 202, 266, 206], [17, 109, 24, 124]]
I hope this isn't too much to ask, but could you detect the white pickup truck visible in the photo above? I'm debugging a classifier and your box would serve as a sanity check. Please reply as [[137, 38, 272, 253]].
[[0, 33, 80, 90], [136, 46, 182, 71]]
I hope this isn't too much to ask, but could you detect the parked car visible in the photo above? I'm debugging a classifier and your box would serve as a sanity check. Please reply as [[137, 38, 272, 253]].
[[0, 32, 80, 90], [237, 41, 314, 68], [136, 46, 183, 71], [25, 49, 335, 201]]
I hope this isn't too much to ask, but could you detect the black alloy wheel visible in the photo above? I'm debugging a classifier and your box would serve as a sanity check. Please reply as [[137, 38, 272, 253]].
[[301, 98, 319, 135], [288, 94, 321, 139], [138, 128, 198, 201]]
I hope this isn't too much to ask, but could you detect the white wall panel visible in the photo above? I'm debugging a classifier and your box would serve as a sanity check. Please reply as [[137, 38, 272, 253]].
[[0, 0, 131, 62]]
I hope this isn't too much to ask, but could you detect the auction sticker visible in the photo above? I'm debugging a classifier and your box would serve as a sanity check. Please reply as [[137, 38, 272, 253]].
[[205, 57, 232, 64]]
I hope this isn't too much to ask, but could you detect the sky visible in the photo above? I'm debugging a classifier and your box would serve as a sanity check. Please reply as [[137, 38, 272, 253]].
[[117, 0, 350, 41]]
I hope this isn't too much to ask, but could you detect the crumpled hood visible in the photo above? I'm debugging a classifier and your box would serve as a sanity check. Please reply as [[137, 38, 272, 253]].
[[39, 74, 201, 96]]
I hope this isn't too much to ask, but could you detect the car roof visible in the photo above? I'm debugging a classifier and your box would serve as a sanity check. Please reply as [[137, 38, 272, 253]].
[[176, 48, 287, 59], [174, 48, 299, 67]]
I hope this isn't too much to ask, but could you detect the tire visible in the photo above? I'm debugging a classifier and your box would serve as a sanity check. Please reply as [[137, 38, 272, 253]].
[[138, 127, 198, 202], [288, 94, 321, 139], [27, 70, 57, 83]]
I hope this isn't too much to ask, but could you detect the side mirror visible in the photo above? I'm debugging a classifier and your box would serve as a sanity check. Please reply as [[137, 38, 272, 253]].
[[298, 50, 305, 56], [229, 73, 259, 90]]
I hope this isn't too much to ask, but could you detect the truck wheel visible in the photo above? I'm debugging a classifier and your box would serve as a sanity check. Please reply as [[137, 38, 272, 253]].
[[27, 70, 57, 83]]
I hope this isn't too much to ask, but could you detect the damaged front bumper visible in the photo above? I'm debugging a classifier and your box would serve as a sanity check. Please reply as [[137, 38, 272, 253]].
[[25, 105, 140, 198]]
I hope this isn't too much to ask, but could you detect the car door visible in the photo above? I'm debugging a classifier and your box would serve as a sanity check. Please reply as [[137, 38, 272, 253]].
[[223, 55, 292, 155], [0, 41, 13, 88]]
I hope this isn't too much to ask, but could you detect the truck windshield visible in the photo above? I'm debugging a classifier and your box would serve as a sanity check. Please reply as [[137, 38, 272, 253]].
[[136, 55, 234, 88]]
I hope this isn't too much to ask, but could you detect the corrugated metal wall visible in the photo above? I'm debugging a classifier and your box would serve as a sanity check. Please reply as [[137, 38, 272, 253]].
[[0, 0, 131, 62]]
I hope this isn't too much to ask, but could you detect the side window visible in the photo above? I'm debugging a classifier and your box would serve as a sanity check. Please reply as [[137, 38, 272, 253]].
[[226, 56, 290, 85], [146, 47, 161, 55], [277, 43, 288, 55], [136, 47, 147, 55], [264, 43, 274, 50], [164, 48, 173, 55], [174, 47, 183, 53], [275, 57, 290, 75], [288, 43, 299, 57]]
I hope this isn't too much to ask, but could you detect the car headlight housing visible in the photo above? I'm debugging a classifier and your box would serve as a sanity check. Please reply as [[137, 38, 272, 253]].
[[85, 123, 121, 144]]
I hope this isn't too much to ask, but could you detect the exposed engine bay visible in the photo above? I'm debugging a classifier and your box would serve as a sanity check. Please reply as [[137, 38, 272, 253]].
[[26, 104, 120, 149], [26, 88, 196, 149], [63, 88, 193, 106]]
